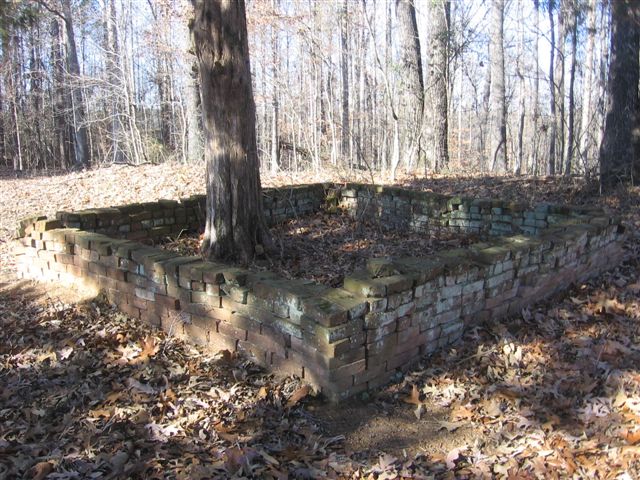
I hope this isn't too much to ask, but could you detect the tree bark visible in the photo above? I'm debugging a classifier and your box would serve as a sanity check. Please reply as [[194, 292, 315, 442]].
[[50, 17, 71, 169], [532, 0, 540, 175], [191, 0, 270, 264], [599, 0, 640, 190], [340, 0, 350, 162], [515, 0, 526, 175], [488, 0, 506, 172], [554, 0, 567, 171], [185, 56, 202, 163], [61, 0, 90, 168], [426, 0, 449, 172], [563, 2, 577, 176], [271, 0, 280, 174], [579, 0, 597, 174], [396, 0, 423, 171], [548, 0, 557, 175]]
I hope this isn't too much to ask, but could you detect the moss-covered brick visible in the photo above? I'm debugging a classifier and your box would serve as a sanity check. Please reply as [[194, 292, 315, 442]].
[[366, 257, 402, 278], [251, 277, 323, 311], [299, 297, 347, 326], [34, 219, 62, 232], [364, 309, 398, 330], [303, 316, 364, 346], [220, 284, 249, 303]]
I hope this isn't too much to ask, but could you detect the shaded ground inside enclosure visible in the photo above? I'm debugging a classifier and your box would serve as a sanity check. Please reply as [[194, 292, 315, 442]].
[[158, 209, 482, 287], [3, 164, 640, 477]]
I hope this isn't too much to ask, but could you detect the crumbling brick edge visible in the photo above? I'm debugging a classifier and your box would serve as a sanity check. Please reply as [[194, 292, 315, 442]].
[[14, 183, 626, 402]]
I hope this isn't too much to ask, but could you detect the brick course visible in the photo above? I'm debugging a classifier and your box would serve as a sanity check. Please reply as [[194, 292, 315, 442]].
[[15, 183, 626, 401]]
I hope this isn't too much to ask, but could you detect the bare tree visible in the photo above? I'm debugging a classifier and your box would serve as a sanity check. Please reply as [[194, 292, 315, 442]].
[[548, 0, 557, 176], [395, 0, 424, 172], [59, 0, 90, 168], [488, 0, 506, 172], [340, 0, 350, 162], [425, 0, 450, 172], [563, 0, 577, 176], [579, 0, 597, 174]]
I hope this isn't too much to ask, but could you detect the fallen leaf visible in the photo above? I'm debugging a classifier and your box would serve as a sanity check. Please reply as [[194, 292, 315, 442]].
[[404, 384, 422, 406], [29, 461, 53, 480], [451, 404, 474, 421], [446, 448, 460, 470], [257, 386, 269, 400], [286, 385, 310, 408], [125, 378, 156, 395], [622, 429, 640, 445]]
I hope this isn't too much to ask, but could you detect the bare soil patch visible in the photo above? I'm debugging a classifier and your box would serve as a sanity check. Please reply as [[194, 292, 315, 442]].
[[159, 209, 481, 287]]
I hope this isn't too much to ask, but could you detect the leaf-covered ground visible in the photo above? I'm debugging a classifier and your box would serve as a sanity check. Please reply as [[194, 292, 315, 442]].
[[159, 210, 480, 287], [2, 163, 640, 478]]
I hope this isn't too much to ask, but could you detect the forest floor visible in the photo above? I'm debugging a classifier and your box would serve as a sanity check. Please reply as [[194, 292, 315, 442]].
[[1, 163, 640, 478], [158, 210, 481, 287]]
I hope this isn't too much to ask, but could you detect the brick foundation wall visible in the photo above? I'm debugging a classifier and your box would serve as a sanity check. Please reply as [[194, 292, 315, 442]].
[[14, 183, 626, 401], [334, 184, 604, 236]]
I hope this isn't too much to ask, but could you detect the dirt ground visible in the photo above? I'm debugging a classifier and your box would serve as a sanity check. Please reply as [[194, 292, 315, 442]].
[[2, 163, 640, 478]]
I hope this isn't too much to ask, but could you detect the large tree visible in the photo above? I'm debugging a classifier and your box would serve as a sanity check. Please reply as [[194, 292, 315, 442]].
[[191, 0, 270, 263], [488, 0, 506, 172], [425, 0, 450, 172], [599, 0, 640, 190], [395, 0, 424, 172]]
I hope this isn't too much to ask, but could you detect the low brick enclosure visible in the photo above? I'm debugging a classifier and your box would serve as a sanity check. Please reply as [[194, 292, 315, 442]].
[[15, 184, 626, 401]]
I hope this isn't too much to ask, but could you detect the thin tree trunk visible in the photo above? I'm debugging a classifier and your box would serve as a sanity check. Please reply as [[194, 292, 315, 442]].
[[479, 50, 491, 172], [185, 56, 202, 162], [426, 0, 449, 172], [532, 0, 541, 175], [579, 0, 597, 174], [340, 0, 350, 163], [396, 0, 424, 172], [270, 0, 280, 174], [548, 0, 557, 176], [564, 3, 577, 175], [554, 0, 567, 172], [489, 0, 507, 172], [62, 0, 90, 168], [515, 0, 526, 175]]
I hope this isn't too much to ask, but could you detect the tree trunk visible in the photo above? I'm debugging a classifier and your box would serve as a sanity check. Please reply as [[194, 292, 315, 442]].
[[554, 0, 567, 172], [396, 0, 423, 171], [564, 2, 577, 175], [191, 0, 270, 264], [185, 56, 202, 163], [50, 17, 71, 169], [599, 0, 640, 190], [478, 50, 491, 172], [488, 0, 506, 172], [548, 0, 557, 175], [579, 0, 597, 174], [340, 0, 350, 163], [271, 0, 280, 174], [104, 0, 125, 163], [426, 0, 449, 172], [62, 0, 90, 168], [515, 0, 526, 175], [532, 0, 540, 175]]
